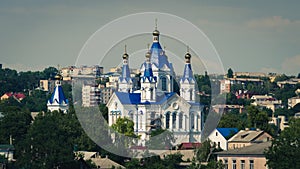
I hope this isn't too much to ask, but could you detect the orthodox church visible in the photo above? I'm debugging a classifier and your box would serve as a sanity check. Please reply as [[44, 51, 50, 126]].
[[47, 73, 69, 113], [107, 27, 203, 145]]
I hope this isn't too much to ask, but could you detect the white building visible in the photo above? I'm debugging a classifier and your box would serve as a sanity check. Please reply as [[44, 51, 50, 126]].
[[107, 27, 203, 145], [47, 73, 69, 113], [251, 95, 282, 112], [208, 128, 238, 150], [82, 84, 101, 107]]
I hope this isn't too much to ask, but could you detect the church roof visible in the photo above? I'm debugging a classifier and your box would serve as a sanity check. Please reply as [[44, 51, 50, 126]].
[[119, 64, 131, 82], [181, 63, 195, 83], [48, 85, 68, 105], [150, 42, 171, 69], [115, 92, 175, 105]]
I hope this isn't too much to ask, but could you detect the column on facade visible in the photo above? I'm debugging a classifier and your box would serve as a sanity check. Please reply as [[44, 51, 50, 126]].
[[183, 115, 187, 131], [170, 113, 173, 130], [176, 113, 180, 131]]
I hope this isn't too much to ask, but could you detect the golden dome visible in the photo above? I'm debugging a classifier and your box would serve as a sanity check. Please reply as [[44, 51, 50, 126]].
[[153, 29, 160, 36], [185, 52, 191, 59]]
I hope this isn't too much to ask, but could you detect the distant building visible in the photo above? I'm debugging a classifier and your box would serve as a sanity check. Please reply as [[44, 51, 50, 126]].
[[251, 95, 282, 112], [228, 129, 272, 150], [1, 92, 26, 101], [82, 84, 101, 107], [0, 144, 14, 162], [212, 105, 244, 114], [47, 73, 69, 113], [208, 128, 239, 150], [100, 87, 114, 104], [220, 79, 231, 94], [60, 65, 103, 80], [39, 79, 55, 92], [294, 112, 300, 119], [233, 72, 267, 78], [215, 141, 271, 169], [277, 78, 300, 88], [269, 115, 289, 131], [288, 96, 300, 109]]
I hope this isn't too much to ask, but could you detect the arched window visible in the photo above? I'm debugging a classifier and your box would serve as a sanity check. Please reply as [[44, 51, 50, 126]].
[[150, 88, 154, 100], [161, 77, 167, 91], [165, 112, 170, 129], [190, 112, 195, 129], [128, 111, 134, 120], [179, 113, 183, 129], [172, 112, 176, 129], [189, 90, 193, 100]]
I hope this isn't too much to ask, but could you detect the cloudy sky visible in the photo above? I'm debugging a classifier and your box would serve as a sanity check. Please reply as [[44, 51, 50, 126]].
[[1, 0, 300, 75]]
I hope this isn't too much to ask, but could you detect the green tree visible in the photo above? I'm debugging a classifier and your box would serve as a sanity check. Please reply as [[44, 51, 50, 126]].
[[227, 68, 233, 78], [265, 118, 300, 169]]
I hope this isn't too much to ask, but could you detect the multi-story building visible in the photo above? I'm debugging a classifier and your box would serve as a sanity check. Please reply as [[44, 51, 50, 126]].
[[82, 84, 101, 107], [251, 95, 282, 112]]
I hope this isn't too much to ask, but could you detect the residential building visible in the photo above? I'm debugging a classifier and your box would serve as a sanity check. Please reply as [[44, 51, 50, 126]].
[[208, 128, 239, 150], [107, 27, 203, 145], [295, 112, 300, 119], [60, 65, 103, 80], [233, 72, 267, 78], [0, 144, 14, 162], [212, 105, 244, 114], [288, 96, 300, 109], [1, 92, 26, 101], [269, 115, 289, 131], [100, 87, 114, 104], [47, 73, 68, 113], [251, 95, 282, 112], [276, 78, 300, 88], [220, 79, 231, 94], [82, 84, 101, 107], [39, 79, 55, 92], [216, 142, 271, 169], [228, 129, 272, 150]]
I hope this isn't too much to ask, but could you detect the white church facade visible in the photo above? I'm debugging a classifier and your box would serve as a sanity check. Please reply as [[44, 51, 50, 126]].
[[107, 27, 203, 145]]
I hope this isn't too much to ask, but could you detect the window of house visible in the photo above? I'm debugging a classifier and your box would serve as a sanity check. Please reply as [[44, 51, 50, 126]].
[[216, 132, 218, 136], [217, 142, 220, 148], [241, 160, 245, 169], [232, 160, 236, 169], [249, 160, 254, 169], [224, 159, 228, 169]]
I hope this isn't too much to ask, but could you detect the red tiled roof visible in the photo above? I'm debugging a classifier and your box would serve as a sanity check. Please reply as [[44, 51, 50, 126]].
[[179, 142, 201, 150]]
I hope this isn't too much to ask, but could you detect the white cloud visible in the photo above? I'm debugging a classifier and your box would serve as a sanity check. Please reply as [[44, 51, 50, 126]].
[[246, 16, 300, 28]]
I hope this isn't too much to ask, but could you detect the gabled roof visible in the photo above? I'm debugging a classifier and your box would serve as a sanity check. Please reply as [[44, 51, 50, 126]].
[[114, 92, 176, 105], [215, 142, 271, 156], [228, 129, 268, 142], [216, 128, 239, 139]]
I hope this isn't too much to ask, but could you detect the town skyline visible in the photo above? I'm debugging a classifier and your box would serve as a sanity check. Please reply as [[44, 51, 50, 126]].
[[1, 0, 300, 75]]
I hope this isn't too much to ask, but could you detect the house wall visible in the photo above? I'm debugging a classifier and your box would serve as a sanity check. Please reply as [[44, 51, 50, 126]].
[[208, 129, 228, 150], [217, 155, 267, 169]]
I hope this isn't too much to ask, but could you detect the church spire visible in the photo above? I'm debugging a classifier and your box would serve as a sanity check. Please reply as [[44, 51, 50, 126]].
[[47, 67, 68, 113], [180, 46, 196, 102], [118, 45, 133, 92], [141, 46, 157, 102]]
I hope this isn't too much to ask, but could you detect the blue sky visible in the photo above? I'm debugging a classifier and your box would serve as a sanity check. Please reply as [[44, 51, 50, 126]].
[[1, 0, 300, 75]]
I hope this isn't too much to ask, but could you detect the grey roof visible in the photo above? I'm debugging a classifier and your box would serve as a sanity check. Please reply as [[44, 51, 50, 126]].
[[215, 142, 271, 156], [228, 130, 266, 142]]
